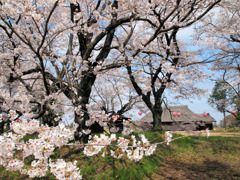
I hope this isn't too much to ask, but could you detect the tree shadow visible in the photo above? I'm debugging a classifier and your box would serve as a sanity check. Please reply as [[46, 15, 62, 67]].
[[155, 158, 240, 180]]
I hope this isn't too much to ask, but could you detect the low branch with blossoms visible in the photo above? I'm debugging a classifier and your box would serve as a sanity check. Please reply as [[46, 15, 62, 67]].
[[0, 111, 178, 180], [1, 118, 81, 179]]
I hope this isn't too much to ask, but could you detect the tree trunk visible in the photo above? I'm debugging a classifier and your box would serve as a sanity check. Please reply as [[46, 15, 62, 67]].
[[74, 97, 91, 143], [223, 111, 226, 130], [0, 121, 4, 134], [74, 112, 89, 143], [151, 105, 163, 130], [74, 73, 96, 142], [5, 119, 10, 132]]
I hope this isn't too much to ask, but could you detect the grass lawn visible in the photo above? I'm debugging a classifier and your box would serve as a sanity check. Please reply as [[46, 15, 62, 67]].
[[0, 131, 240, 180]]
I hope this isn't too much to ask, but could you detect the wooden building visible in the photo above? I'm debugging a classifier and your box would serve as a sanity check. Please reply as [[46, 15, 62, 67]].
[[138, 105, 216, 131]]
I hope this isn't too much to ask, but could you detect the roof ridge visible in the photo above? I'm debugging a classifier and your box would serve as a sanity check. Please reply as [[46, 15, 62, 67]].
[[163, 105, 188, 109]]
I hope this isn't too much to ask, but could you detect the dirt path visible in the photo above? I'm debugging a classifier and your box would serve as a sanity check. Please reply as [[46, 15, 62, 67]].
[[151, 157, 240, 180], [173, 131, 240, 137]]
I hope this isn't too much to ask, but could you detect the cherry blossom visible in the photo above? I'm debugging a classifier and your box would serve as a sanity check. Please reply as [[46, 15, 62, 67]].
[[165, 131, 172, 145], [49, 159, 82, 180], [6, 159, 24, 172], [24, 160, 48, 178], [206, 128, 210, 138]]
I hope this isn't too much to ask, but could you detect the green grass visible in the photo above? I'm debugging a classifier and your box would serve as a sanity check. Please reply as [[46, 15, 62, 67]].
[[1, 132, 240, 179], [19, 132, 39, 142]]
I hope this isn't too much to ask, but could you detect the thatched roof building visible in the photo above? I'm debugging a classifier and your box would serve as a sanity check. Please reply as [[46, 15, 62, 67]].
[[138, 105, 216, 131]]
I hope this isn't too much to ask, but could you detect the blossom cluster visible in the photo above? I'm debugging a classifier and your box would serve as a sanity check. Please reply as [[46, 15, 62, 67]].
[[83, 134, 157, 162], [125, 135, 157, 161], [0, 118, 81, 179], [9, 110, 19, 121], [0, 90, 33, 118], [165, 131, 173, 145], [22, 160, 48, 178], [0, 111, 168, 179], [6, 159, 24, 172], [0, 132, 22, 167], [22, 138, 55, 160], [11, 119, 39, 135], [49, 159, 82, 180], [38, 122, 75, 147], [83, 134, 116, 156]]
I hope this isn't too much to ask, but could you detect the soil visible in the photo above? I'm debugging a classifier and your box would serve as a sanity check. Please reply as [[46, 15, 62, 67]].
[[151, 158, 240, 180]]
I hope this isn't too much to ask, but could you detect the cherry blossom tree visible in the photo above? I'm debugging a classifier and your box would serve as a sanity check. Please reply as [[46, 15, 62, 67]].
[[122, 0, 221, 130], [0, 0, 221, 134], [0, 0, 145, 135], [195, 0, 240, 124]]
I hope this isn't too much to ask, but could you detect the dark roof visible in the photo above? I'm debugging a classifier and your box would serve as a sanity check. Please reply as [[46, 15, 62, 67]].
[[139, 105, 216, 123], [196, 113, 216, 123]]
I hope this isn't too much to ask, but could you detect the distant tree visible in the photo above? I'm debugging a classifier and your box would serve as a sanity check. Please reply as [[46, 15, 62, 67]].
[[125, 0, 221, 130], [208, 81, 233, 128]]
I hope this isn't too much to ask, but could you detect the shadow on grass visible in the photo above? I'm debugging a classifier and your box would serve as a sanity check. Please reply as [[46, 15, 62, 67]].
[[155, 158, 240, 180]]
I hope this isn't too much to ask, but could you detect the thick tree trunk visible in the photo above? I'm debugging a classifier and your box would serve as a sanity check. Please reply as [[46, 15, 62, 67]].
[[74, 112, 89, 143], [74, 103, 89, 130], [0, 121, 4, 134], [151, 105, 163, 130], [74, 100, 91, 143], [74, 73, 96, 142], [5, 119, 10, 132]]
